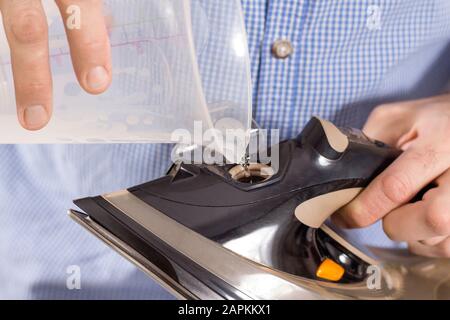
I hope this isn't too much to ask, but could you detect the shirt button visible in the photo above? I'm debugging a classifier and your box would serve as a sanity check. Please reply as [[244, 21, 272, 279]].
[[271, 39, 294, 59]]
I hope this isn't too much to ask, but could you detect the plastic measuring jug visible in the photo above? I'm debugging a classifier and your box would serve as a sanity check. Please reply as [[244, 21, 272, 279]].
[[0, 0, 252, 161]]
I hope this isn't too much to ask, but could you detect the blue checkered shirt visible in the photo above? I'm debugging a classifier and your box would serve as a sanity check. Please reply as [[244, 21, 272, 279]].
[[1, 0, 450, 299]]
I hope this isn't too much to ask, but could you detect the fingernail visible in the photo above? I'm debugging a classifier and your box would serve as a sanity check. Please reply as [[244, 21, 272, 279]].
[[23, 105, 48, 130], [86, 66, 109, 90]]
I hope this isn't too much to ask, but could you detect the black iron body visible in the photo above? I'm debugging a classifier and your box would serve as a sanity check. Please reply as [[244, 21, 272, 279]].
[[74, 117, 404, 299]]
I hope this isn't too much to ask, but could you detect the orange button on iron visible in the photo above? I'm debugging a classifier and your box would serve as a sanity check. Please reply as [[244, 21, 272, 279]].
[[316, 258, 345, 282]]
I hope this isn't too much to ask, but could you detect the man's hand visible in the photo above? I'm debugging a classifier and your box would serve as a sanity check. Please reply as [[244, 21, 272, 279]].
[[0, 0, 111, 130], [334, 94, 450, 258]]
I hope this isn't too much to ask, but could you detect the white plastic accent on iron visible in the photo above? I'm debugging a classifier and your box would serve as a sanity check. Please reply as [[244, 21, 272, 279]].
[[314, 117, 349, 154], [295, 188, 363, 228]]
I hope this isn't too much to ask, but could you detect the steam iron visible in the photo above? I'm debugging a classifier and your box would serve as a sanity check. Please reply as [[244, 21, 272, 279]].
[[69, 117, 450, 300]]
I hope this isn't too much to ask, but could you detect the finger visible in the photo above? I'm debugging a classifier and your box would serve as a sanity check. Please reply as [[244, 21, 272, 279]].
[[383, 169, 450, 241], [436, 166, 450, 186], [409, 237, 450, 258], [419, 236, 448, 246], [55, 0, 111, 94], [337, 146, 450, 228], [363, 103, 419, 145], [0, 0, 52, 130], [382, 191, 450, 241]]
